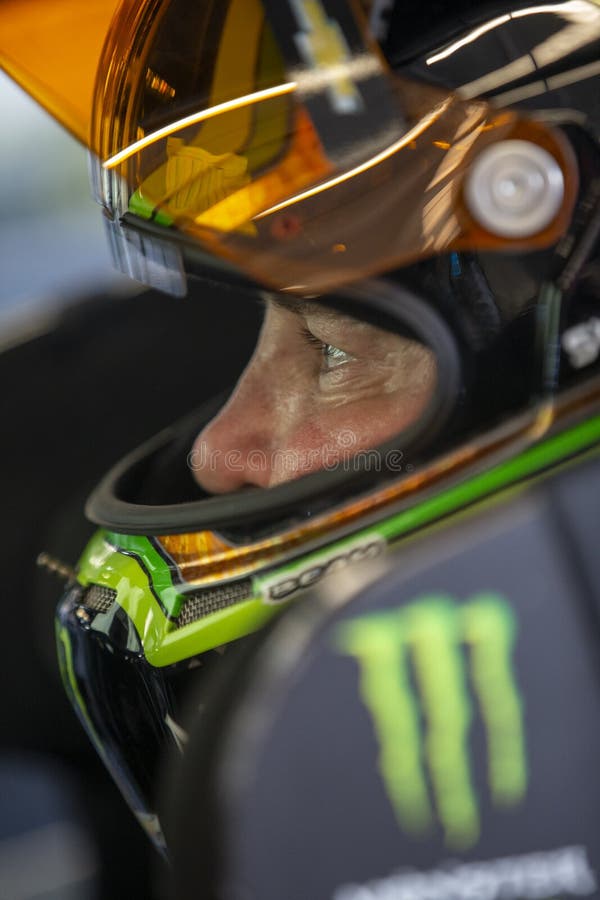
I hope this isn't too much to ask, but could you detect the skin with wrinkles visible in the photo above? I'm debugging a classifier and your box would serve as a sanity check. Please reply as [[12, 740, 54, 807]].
[[192, 298, 436, 491]]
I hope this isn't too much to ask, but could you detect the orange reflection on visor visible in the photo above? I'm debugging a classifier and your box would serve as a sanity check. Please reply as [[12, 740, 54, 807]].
[[186, 101, 577, 294], [0, 0, 580, 295], [0, 0, 120, 144], [90, 0, 577, 293]]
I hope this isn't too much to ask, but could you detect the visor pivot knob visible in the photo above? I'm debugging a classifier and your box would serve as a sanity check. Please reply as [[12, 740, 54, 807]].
[[464, 139, 564, 239]]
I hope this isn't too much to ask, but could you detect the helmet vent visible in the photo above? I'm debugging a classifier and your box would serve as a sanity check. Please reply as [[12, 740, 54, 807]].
[[82, 584, 117, 614], [177, 579, 253, 628]]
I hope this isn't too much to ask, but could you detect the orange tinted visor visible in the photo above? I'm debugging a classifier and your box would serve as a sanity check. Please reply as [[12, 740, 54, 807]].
[[0, 0, 120, 144], [0, 0, 579, 294]]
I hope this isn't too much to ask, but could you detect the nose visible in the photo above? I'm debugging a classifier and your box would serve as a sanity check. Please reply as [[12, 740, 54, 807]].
[[190, 375, 274, 492]]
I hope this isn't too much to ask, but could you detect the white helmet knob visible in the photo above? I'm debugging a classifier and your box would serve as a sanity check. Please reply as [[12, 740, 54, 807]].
[[464, 139, 565, 239]]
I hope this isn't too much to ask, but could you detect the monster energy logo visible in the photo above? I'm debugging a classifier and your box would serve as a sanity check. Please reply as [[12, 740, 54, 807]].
[[334, 846, 597, 900], [336, 595, 527, 849]]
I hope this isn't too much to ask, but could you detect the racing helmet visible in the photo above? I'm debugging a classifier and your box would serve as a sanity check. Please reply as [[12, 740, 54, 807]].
[[3, 0, 600, 853]]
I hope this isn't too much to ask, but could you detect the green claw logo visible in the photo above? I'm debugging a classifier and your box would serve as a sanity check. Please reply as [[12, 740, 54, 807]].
[[336, 595, 527, 849]]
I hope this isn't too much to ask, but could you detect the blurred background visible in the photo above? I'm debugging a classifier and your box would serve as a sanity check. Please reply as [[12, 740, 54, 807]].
[[0, 71, 257, 899], [0, 71, 135, 344]]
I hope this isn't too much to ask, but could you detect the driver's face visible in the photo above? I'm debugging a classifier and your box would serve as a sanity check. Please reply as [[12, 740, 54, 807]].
[[191, 297, 436, 491]]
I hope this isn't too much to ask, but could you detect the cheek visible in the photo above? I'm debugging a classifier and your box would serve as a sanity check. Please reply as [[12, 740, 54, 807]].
[[268, 418, 332, 485], [268, 400, 411, 486]]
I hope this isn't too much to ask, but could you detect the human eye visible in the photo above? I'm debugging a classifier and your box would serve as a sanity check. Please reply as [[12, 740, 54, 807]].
[[300, 328, 354, 372], [322, 342, 353, 369]]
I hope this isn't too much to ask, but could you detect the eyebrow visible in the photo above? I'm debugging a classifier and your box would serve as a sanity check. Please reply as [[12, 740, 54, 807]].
[[267, 294, 324, 317]]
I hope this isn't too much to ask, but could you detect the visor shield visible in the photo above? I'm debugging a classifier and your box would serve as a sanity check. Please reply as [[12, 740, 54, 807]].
[[0, 0, 579, 294]]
